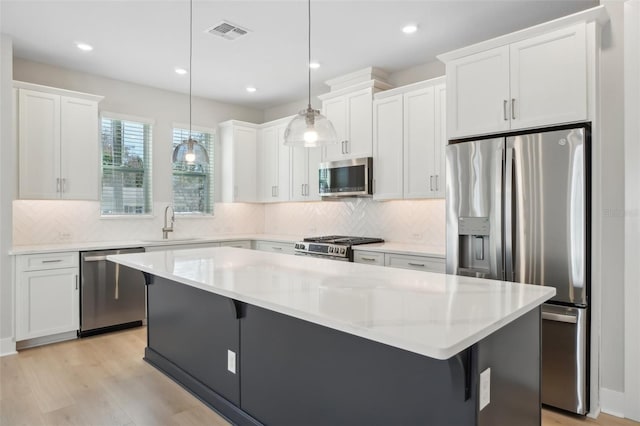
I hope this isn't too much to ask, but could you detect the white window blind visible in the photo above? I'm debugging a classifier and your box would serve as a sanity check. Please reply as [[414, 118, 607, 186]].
[[101, 117, 152, 215], [172, 128, 214, 214]]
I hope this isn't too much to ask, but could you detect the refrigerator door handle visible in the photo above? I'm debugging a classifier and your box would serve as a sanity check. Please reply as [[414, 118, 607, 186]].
[[542, 311, 578, 324], [504, 147, 515, 282]]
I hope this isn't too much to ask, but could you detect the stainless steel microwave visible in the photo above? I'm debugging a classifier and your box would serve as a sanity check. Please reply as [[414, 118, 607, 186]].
[[318, 157, 373, 198]]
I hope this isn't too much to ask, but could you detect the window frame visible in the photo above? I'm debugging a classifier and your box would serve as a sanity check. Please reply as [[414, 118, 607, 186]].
[[171, 122, 216, 216], [99, 112, 155, 218]]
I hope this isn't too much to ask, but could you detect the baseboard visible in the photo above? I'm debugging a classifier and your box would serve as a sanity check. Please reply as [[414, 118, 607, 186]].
[[0, 337, 17, 357], [600, 388, 626, 418]]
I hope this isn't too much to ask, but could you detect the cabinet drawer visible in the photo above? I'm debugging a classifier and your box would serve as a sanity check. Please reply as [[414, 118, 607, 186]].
[[384, 253, 445, 273], [353, 250, 385, 266], [254, 241, 295, 255], [220, 240, 251, 249], [18, 252, 79, 271]]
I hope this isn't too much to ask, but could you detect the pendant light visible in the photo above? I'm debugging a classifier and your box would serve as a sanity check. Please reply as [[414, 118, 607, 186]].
[[172, 0, 210, 165], [283, 0, 337, 148]]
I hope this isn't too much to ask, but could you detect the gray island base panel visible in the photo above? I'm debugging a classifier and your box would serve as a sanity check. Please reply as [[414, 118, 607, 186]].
[[143, 274, 541, 426]]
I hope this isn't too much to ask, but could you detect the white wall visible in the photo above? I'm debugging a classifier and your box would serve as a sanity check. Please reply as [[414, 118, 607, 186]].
[[598, 1, 627, 402], [0, 35, 16, 353], [624, 1, 640, 420], [11, 58, 266, 245]]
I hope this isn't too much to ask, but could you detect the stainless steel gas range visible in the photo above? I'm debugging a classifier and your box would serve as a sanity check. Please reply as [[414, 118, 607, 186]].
[[294, 235, 384, 262]]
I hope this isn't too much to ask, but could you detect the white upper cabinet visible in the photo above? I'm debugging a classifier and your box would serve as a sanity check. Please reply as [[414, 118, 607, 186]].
[[16, 83, 102, 200], [372, 94, 403, 200], [291, 145, 322, 201], [446, 46, 510, 139], [321, 88, 374, 161], [220, 121, 258, 203], [443, 22, 591, 139], [258, 119, 290, 203], [509, 24, 587, 129], [373, 77, 446, 201]]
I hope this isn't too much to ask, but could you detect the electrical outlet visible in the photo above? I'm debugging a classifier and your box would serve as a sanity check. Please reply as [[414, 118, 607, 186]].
[[58, 232, 72, 241], [227, 350, 236, 374], [479, 368, 491, 410]]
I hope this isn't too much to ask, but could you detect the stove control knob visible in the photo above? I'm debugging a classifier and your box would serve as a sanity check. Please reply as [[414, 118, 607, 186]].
[[329, 246, 334, 254], [340, 247, 346, 255]]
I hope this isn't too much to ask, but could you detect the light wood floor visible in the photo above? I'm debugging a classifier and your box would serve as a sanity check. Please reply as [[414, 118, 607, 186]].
[[1, 327, 637, 426]]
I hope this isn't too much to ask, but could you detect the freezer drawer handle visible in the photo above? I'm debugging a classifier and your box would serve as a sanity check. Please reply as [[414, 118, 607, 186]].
[[84, 255, 107, 262], [542, 311, 577, 324], [114, 262, 120, 300]]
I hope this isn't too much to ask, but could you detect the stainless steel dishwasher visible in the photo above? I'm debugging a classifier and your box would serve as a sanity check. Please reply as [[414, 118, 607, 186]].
[[79, 248, 146, 337]]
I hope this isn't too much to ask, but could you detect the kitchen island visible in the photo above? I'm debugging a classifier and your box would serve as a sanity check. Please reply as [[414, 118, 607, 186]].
[[108, 247, 555, 426]]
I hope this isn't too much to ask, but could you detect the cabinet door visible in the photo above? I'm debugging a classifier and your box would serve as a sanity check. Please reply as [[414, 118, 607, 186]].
[[404, 87, 436, 199], [433, 84, 447, 198], [509, 23, 587, 130], [290, 146, 309, 201], [275, 125, 290, 202], [60, 96, 99, 200], [307, 147, 322, 200], [373, 94, 403, 200], [346, 89, 373, 158], [233, 126, 257, 202], [16, 268, 79, 340], [446, 46, 510, 139], [322, 96, 347, 160], [254, 241, 295, 255], [18, 89, 61, 199], [384, 253, 445, 273], [259, 126, 278, 202]]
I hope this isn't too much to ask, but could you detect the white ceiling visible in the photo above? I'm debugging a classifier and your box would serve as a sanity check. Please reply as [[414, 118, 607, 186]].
[[1, 0, 598, 110]]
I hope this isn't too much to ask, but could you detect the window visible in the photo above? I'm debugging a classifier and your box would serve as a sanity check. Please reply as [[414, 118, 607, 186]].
[[100, 115, 152, 215], [172, 127, 214, 214]]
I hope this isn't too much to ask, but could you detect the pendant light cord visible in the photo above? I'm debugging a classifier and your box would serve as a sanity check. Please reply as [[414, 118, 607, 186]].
[[307, 0, 311, 110], [189, 0, 193, 140]]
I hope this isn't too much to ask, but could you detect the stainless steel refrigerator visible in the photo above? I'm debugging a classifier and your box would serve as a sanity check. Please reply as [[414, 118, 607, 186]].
[[446, 125, 590, 415]]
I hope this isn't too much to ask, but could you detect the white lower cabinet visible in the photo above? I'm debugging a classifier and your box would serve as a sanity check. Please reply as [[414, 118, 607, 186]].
[[15, 252, 80, 341], [384, 253, 445, 273], [254, 241, 295, 255], [353, 250, 385, 266]]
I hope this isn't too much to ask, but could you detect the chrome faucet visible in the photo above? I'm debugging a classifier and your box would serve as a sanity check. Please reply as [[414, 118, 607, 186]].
[[162, 205, 175, 239]]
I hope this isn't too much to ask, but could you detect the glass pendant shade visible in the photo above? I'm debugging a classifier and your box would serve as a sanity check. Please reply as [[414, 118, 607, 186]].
[[284, 106, 338, 148], [172, 138, 209, 165]]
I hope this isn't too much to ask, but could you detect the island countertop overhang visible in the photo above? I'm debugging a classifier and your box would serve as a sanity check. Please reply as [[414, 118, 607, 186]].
[[108, 247, 555, 360]]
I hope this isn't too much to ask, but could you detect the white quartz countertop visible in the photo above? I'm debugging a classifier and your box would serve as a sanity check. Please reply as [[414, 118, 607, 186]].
[[8, 234, 300, 255], [352, 242, 445, 258], [108, 247, 554, 360]]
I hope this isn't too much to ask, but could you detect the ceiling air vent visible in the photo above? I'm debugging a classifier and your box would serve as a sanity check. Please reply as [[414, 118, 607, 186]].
[[206, 21, 251, 41]]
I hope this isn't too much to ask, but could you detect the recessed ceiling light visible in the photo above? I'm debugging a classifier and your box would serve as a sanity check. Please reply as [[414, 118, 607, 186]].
[[246, 86, 257, 93], [175, 68, 188, 75], [402, 24, 418, 34], [309, 62, 320, 69], [76, 42, 93, 51]]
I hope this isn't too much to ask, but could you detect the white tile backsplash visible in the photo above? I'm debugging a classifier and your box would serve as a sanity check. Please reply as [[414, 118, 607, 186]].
[[263, 198, 445, 248], [13, 198, 445, 248], [12, 200, 265, 245]]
